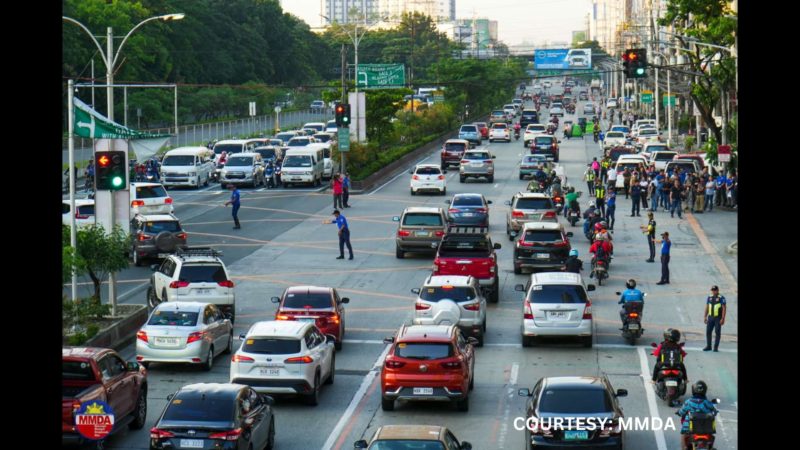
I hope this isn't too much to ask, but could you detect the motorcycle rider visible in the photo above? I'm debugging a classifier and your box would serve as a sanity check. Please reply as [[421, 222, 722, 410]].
[[514, 121, 521, 137], [676, 381, 718, 450], [564, 187, 579, 218], [618, 279, 644, 323], [651, 328, 688, 385], [264, 160, 276, 188], [589, 234, 611, 277], [564, 249, 583, 273]]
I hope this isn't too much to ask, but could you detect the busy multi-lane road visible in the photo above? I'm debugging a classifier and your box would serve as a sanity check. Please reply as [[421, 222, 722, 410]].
[[75, 85, 737, 450]]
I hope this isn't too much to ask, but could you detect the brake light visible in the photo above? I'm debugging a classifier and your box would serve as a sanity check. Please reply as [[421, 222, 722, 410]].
[[412, 175, 420, 180], [460, 160, 469, 164], [523, 301, 534, 319], [218, 280, 235, 288], [232, 354, 254, 363], [693, 435, 712, 440], [583, 300, 593, 319], [137, 233, 149, 241], [628, 312, 639, 318], [275, 314, 293, 321], [75, 212, 90, 220], [327, 313, 341, 325], [176, 232, 187, 240], [385, 359, 405, 369], [131, 200, 145, 208], [662, 369, 681, 375], [136, 330, 148, 343], [464, 303, 480, 311], [517, 238, 534, 247], [415, 302, 431, 310], [398, 230, 411, 237], [438, 175, 445, 180], [169, 281, 190, 289], [285, 355, 314, 364], [441, 360, 462, 369], [511, 209, 525, 218], [187, 331, 206, 344], [434, 230, 445, 237], [448, 208, 460, 214], [475, 208, 487, 213], [208, 428, 242, 441], [485, 160, 493, 164], [165, 197, 173, 204], [543, 211, 556, 218], [150, 428, 175, 439]]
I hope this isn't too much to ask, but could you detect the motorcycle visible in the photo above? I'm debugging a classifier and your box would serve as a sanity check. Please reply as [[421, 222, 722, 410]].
[[211, 162, 224, 183], [264, 162, 276, 189], [593, 130, 600, 143], [616, 295, 646, 345], [590, 256, 609, 285], [274, 160, 282, 186], [650, 342, 687, 406], [514, 129, 521, 141], [675, 401, 719, 450], [552, 194, 563, 210]]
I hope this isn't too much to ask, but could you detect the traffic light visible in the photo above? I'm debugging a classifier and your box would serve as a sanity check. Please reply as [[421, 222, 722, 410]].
[[335, 102, 351, 128], [622, 48, 647, 79], [95, 151, 127, 191], [335, 103, 345, 126], [341, 104, 350, 127]]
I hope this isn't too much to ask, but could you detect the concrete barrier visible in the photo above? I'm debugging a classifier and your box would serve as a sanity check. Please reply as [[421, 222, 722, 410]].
[[83, 304, 149, 351]]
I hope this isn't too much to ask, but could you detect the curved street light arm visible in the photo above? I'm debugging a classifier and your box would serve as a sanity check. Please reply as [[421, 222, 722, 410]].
[[62, 16, 108, 65], [112, 15, 178, 68]]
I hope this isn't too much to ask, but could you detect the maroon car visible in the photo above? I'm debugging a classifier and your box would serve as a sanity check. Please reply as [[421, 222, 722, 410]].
[[440, 139, 469, 169], [272, 285, 349, 350]]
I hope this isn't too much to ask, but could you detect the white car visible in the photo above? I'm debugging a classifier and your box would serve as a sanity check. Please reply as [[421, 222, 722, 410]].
[[603, 131, 627, 149], [489, 123, 511, 142], [614, 156, 649, 191], [649, 150, 679, 171], [147, 248, 236, 322], [62, 199, 95, 228], [230, 320, 335, 406], [606, 99, 618, 108], [503, 104, 517, 118], [130, 182, 174, 215], [325, 120, 338, 134], [523, 124, 547, 146], [549, 106, 564, 117], [636, 128, 661, 147], [410, 164, 446, 196], [411, 275, 488, 346]]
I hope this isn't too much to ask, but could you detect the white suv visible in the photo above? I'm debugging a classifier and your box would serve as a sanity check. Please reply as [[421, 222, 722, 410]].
[[523, 124, 547, 146], [130, 182, 174, 215], [489, 123, 510, 142], [230, 320, 335, 406], [411, 275, 487, 346], [147, 248, 236, 322], [410, 164, 446, 196]]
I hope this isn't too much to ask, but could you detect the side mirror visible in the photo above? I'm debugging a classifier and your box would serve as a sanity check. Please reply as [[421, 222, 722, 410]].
[[409, 170, 414, 174], [504, 200, 512, 206], [515, 284, 525, 292], [518, 388, 532, 397], [487, 200, 493, 204], [126, 361, 141, 372], [354, 440, 369, 449], [239, 333, 247, 340], [467, 337, 479, 346], [493, 243, 501, 249], [411, 288, 421, 295], [712, 398, 721, 404], [383, 336, 395, 344], [150, 264, 159, 272], [566, 232, 573, 237], [444, 199, 451, 204], [261, 394, 275, 406], [341, 297, 350, 304], [270, 296, 281, 304], [558, 140, 562, 143], [650, 342, 658, 348], [492, 155, 497, 159], [167, 393, 175, 401], [392, 216, 400, 222], [587, 284, 596, 291], [461, 442, 473, 450], [616, 389, 628, 397]]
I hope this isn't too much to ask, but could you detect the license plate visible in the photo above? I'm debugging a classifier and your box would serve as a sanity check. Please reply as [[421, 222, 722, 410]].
[[628, 323, 640, 330], [564, 430, 588, 440], [297, 317, 317, 323], [415, 231, 431, 237], [463, 213, 474, 217], [179, 439, 204, 448], [291, 177, 301, 181], [259, 368, 280, 376], [535, 253, 549, 259], [665, 380, 679, 387], [193, 288, 211, 295], [471, 163, 482, 167], [548, 312, 568, 320], [413, 387, 434, 395], [155, 337, 180, 346]]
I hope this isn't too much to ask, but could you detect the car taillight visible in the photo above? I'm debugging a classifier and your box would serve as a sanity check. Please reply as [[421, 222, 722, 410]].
[[475, 208, 487, 213], [464, 303, 480, 311], [412, 175, 420, 180], [136, 330, 148, 343], [543, 211, 556, 218], [218, 280, 235, 288], [131, 200, 145, 208], [208, 428, 242, 441], [385, 359, 406, 369], [415, 302, 431, 310], [441, 360, 462, 369], [165, 197, 173, 204], [398, 230, 411, 237], [187, 331, 206, 344], [275, 314, 294, 321], [169, 281, 190, 289], [552, 241, 569, 248], [438, 175, 445, 180], [523, 301, 534, 319], [512, 210, 525, 218], [328, 314, 341, 324], [517, 238, 534, 247], [150, 428, 175, 439], [434, 230, 445, 237], [232, 354, 254, 363], [176, 232, 187, 240], [448, 208, 460, 214], [485, 160, 493, 164], [75, 213, 90, 219], [460, 160, 469, 164], [285, 355, 314, 364], [137, 233, 150, 241], [583, 300, 593, 319]]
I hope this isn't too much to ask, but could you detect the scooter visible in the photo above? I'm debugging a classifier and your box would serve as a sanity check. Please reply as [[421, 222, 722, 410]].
[[274, 161, 282, 186], [616, 296, 646, 345], [514, 129, 521, 141], [651, 342, 687, 407], [264, 163, 276, 189], [675, 402, 719, 450], [568, 205, 581, 226], [552, 194, 564, 210], [590, 256, 609, 285], [211, 162, 225, 183]]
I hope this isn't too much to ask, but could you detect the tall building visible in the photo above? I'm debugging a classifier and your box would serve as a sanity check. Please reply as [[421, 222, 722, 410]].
[[324, 0, 379, 24], [440, 18, 497, 49], [379, 0, 455, 22]]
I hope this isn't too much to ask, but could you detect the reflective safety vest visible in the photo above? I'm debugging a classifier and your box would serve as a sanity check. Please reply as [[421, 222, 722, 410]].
[[707, 296, 725, 317], [601, 160, 610, 169], [586, 171, 595, 181], [595, 186, 606, 199]]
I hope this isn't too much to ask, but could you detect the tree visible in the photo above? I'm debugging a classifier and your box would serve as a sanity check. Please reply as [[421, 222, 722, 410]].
[[68, 224, 132, 301], [365, 88, 411, 146]]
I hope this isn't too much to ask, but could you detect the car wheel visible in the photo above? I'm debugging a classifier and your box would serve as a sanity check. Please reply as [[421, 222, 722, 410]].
[[283, 183, 290, 189], [514, 263, 522, 275], [162, 289, 168, 304], [201, 347, 214, 371], [582, 336, 593, 348], [476, 332, 484, 348], [396, 246, 405, 259], [381, 397, 395, 411], [519, 174, 524, 180], [456, 395, 469, 412], [469, 372, 475, 390], [304, 373, 320, 406], [507, 225, 514, 241], [325, 353, 335, 385], [334, 337, 343, 351], [488, 175, 494, 183], [147, 287, 159, 310], [459, 176, 465, 183], [224, 332, 234, 354], [410, 188, 416, 196], [204, 176, 209, 187], [522, 335, 535, 347], [265, 417, 275, 450], [490, 281, 499, 303], [129, 387, 147, 430], [133, 250, 142, 267], [441, 188, 446, 196]]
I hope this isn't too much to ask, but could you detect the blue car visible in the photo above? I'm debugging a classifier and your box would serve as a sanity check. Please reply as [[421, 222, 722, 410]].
[[458, 124, 481, 148]]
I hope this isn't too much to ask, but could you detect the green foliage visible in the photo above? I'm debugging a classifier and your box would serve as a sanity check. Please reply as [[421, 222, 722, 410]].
[[66, 224, 132, 300], [365, 89, 412, 145], [63, 296, 111, 345]]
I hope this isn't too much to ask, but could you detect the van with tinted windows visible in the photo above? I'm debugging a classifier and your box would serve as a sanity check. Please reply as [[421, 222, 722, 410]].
[[281, 147, 324, 187], [212, 139, 253, 164], [160, 147, 215, 188]]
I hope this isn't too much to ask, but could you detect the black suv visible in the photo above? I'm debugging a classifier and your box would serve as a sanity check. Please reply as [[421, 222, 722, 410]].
[[520, 109, 540, 128], [513, 222, 573, 274], [130, 214, 188, 266]]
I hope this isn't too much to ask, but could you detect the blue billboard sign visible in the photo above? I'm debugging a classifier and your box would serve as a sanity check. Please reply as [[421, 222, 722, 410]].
[[534, 48, 592, 70]]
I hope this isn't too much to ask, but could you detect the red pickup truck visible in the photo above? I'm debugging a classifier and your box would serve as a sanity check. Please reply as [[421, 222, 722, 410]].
[[62, 347, 148, 447], [433, 227, 501, 302]]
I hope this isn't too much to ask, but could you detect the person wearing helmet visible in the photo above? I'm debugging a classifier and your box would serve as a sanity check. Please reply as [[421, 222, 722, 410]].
[[564, 187, 579, 217], [677, 381, 718, 449], [564, 248, 583, 273], [588, 236, 611, 276], [618, 279, 644, 323], [651, 328, 688, 384]]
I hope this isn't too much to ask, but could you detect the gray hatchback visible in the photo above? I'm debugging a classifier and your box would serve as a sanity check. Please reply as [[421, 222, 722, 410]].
[[459, 150, 496, 183]]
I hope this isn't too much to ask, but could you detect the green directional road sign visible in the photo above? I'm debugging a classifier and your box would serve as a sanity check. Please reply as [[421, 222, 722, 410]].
[[662, 95, 676, 106], [356, 64, 406, 89], [338, 128, 350, 152], [640, 93, 653, 104]]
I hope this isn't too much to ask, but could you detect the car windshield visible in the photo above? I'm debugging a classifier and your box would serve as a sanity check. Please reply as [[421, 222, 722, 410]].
[[255, 149, 277, 160], [492, 124, 507, 129], [269, 139, 283, 146], [535, 137, 554, 145], [523, 230, 563, 242], [444, 143, 466, 152], [610, 150, 634, 161], [135, 185, 168, 198], [452, 196, 483, 206], [78, 205, 95, 215], [162, 392, 235, 423], [403, 213, 443, 226], [148, 310, 199, 326], [214, 144, 243, 155], [242, 337, 301, 354], [283, 155, 312, 167], [144, 221, 181, 233], [522, 112, 537, 118], [611, 127, 629, 133], [669, 163, 697, 173], [539, 388, 613, 414], [606, 132, 624, 138], [162, 155, 195, 166], [62, 361, 96, 381], [522, 157, 542, 164], [654, 152, 676, 161], [225, 157, 253, 166], [275, 133, 295, 143], [314, 134, 331, 143], [419, 286, 476, 302], [617, 163, 642, 172], [179, 264, 228, 283], [460, 126, 477, 132], [528, 284, 588, 304], [395, 343, 453, 360], [282, 292, 332, 309], [369, 441, 446, 450], [288, 139, 310, 146], [639, 129, 657, 135], [464, 152, 490, 161], [515, 198, 553, 209], [492, 111, 505, 116], [416, 167, 441, 175], [527, 125, 545, 131]]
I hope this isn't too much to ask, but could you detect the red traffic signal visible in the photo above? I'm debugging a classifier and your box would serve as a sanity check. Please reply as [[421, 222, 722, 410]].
[[97, 154, 111, 167], [335, 104, 345, 114]]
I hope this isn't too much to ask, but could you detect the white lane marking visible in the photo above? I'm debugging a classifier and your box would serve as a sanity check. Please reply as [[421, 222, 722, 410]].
[[676, 306, 688, 324], [256, 188, 266, 192], [509, 362, 519, 385], [494, 183, 499, 188], [482, 343, 737, 353], [368, 154, 433, 195], [637, 347, 669, 450], [321, 343, 391, 450], [498, 362, 519, 449], [342, 339, 383, 345]]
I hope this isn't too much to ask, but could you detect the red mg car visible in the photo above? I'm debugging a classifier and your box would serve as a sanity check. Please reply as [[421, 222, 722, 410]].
[[272, 285, 349, 350]]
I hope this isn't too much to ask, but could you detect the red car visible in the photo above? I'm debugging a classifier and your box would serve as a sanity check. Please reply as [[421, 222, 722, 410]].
[[381, 324, 477, 412], [475, 122, 489, 140], [272, 285, 349, 350]]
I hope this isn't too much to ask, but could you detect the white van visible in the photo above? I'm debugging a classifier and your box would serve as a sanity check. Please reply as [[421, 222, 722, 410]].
[[302, 122, 326, 133], [613, 155, 649, 192], [281, 147, 324, 187], [213, 139, 254, 164], [160, 147, 215, 188]]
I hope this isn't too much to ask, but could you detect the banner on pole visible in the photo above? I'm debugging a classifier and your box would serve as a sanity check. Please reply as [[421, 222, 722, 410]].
[[73, 98, 171, 139]]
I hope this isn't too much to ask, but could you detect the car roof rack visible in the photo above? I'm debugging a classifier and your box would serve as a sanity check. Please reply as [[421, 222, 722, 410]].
[[175, 247, 223, 258], [445, 226, 489, 235]]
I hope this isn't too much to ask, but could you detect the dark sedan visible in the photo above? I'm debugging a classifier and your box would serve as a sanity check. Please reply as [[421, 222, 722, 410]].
[[446, 194, 492, 227], [518, 376, 627, 450], [149, 383, 275, 450]]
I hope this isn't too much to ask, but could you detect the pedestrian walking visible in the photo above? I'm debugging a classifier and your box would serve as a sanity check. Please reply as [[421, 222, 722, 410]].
[[655, 231, 671, 285], [639, 176, 649, 210], [224, 184, 241, 229], [704, 177, 716, 211], [342, 172, 351, 208], [702, 286, 727, 352], [659, 171, 671, 210], [606, 164, 618, 190], [693, 179, 705, 213], [605, 189, 616, 229], [629, 177, 642, 216], [591, 157, 601, 178], [648, 176, 659, 212], [324, 210, 353, 260], [332, 173, 344, 209], [669, 179, 683, 219], [622, 168, 632, 199], [640, 211, 656, 262], [594, 179, 606, 218], [584, 164, 596, 195], [600, 157, 611, 184]]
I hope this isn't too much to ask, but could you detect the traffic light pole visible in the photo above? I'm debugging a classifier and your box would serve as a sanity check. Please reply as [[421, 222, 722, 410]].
[[68, 79, 79, 303]]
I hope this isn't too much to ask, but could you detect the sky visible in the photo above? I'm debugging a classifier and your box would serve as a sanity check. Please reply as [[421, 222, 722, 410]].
[[280, 0, 591, 46]]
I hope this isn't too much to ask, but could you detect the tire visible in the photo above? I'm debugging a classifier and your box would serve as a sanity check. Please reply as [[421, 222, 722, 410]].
[[410, 188, 416, 196], [488, 175, 494, 183], [519, 173, 524, 180], [283, 183, 290, 189], [223, 332, 234, 354], [582, 336, 593, 348], [334, 338, 343, 351], [522, 335, 534, 347], [459, 176, 465, 183], [201, 347, 214, 371], [133, 250, 143, 267], [325, 354, 335, 385], [303, 373, 320, 406], [146, 287, 159, 310], [162, 289, 168, 304], [469, 372, 475, 390], [265, 417, 275, 450], [396, 246, 405, 259], [441, 188, 446, 196], [129, 387, 147, 429], [381, 397, 395, 411], [514, 263, 522, 275], [204, 175, 209, 187], [490, 282, 499, 303], [476, 331, 484, 348], [456, 395, 469, 412]]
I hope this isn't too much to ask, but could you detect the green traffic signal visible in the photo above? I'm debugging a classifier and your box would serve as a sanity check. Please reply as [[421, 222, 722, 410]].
[[636, 67, 645, 75], [112, 176, 124, 187]]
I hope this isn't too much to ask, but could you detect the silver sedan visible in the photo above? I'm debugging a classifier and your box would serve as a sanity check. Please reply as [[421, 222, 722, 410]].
[[135, 301, 234, 371]]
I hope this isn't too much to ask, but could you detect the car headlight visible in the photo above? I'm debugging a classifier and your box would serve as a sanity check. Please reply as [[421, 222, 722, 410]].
[[187, 172, 196, 177], [303, 171, 312, 175]]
